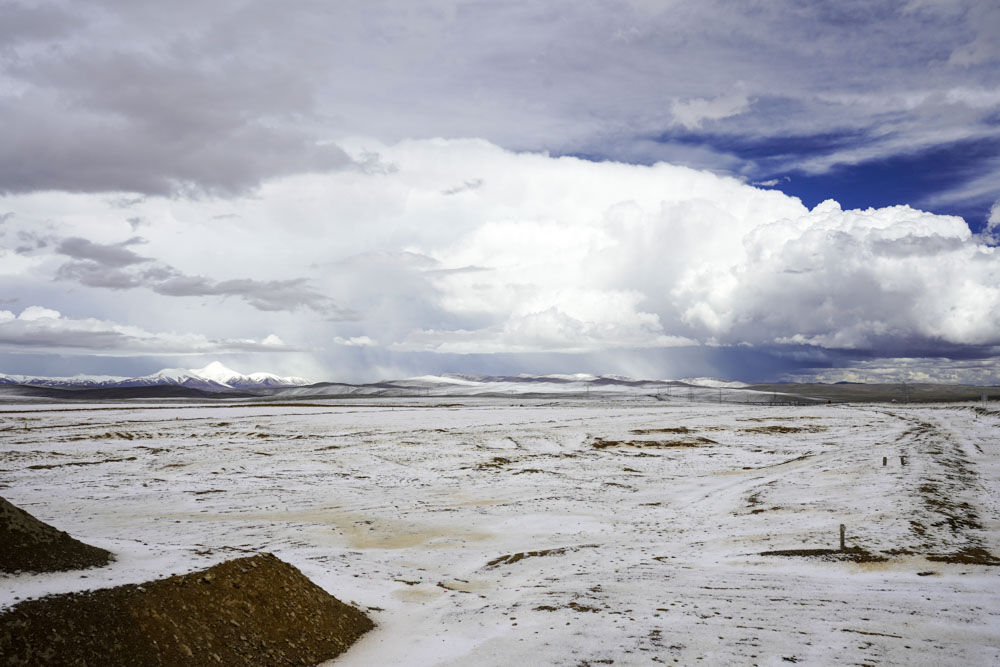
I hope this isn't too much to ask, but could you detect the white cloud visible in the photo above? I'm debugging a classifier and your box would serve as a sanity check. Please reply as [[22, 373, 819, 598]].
[[16, 305, 61, 321], [1, 138, 999, 376], [671, 94, 751, 130], [333, 335, 376, 347], [670, 199, 1000, 348], [392, 305, 696, 355]]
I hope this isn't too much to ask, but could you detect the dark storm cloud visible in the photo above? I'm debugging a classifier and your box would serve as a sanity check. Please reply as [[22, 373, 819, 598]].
[[11, 229, 51, 254], [2, 0, 996, 208], [55, 262, 142, 289], [50, 233, 352, 317], [0, 2, 76, 48], [152, 275, 353, 318], [0, 324, 126, 351], [0, 90, 351, 196], [0, 3, 352, 195], [56, 236, 149, 267], [53, 236, 151, 288]]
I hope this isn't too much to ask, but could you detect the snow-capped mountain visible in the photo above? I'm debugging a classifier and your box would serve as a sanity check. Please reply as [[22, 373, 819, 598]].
[[190, 361, 312, 388], [678, 377, 751, 389], [0, 362, 311, 391]]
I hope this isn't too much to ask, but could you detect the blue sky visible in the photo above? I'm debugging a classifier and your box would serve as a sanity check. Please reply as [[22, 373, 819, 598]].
[[1, 1, 998, 383]]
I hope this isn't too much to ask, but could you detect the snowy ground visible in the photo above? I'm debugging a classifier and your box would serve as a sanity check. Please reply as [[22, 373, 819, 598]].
[[1, 397, 999, 665]]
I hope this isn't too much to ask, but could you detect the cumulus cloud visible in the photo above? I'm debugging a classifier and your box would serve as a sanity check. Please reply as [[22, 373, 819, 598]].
[[670, 199, 1000, 349], [378, 141, 1000, 358], [15, 306, 61, 321], [0, 306, 296, 356], [2, 138, 999, 379]]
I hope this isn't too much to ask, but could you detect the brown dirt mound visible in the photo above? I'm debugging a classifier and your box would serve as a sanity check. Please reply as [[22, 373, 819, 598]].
[[0, 496, 113, 574], [0, 553, 374, 665]]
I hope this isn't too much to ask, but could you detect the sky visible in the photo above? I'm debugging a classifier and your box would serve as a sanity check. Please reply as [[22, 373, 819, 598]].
[[1, 0, 999, 384]]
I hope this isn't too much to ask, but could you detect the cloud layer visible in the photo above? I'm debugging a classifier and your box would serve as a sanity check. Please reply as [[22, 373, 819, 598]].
[[1, 138, 997, 381], [0, 306, 290, 356], [1, 1, 996, 217]]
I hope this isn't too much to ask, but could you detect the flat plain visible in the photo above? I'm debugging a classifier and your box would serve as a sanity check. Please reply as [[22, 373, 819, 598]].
[[1, 396, 999, 665]]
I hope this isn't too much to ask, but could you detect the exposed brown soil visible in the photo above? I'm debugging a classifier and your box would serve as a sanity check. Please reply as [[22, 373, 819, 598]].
[[759, 547, 888, 563], [926, 547, 1000, 566], [26, 456, 137, 470], [472, 456, 512, 470], [0, 553, 374, 665], [533, 601, 602, 613], [486, 548, 569, 567], [741, 425, 827, 434], [630, 427, 692, 435], [0, 496, 113, 574], [592, 436, 715, 450], [486, 544, 597, 568]]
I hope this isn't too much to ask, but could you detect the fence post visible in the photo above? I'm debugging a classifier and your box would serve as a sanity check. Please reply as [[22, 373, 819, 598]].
[[839, 524, 846, 551]]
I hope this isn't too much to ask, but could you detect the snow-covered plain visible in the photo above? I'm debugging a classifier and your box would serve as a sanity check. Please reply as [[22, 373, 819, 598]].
[[1, 396, 998, 665]]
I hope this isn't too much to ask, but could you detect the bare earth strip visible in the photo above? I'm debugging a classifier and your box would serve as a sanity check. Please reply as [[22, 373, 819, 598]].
[[1, 398, 998, 665]]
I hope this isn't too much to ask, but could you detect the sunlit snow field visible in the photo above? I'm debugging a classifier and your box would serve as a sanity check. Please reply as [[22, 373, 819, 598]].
[[2, 397, 999, 665]]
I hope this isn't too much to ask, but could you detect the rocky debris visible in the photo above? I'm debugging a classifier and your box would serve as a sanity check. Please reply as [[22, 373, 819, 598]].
[[0, 553, 374, 665], [0, 496, 113, 574]]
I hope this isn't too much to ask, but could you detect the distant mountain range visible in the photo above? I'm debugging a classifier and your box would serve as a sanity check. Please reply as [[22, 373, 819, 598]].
[[0, 361, 311, 392], [1, 366, 996, 404], [270, 373, 753, 400], [7, 366, 912, 404], [0, 366, 749, 394], [0, 366, 748, 399]]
